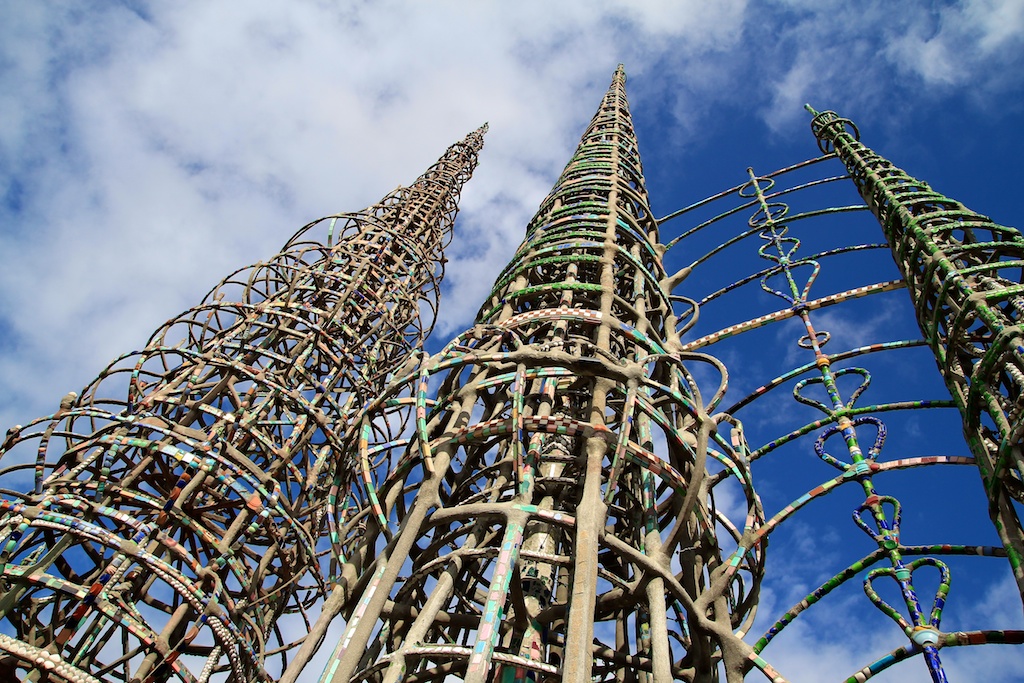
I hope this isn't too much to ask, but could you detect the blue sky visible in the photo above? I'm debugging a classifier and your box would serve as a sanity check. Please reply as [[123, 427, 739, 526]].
[[1, 1, 1023, 680]]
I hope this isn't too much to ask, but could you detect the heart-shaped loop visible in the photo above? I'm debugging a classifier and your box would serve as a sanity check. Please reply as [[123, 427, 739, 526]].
[[863, 567, 913, 632], [814, 416, 887, 471], [758, 259, 821, 305], [793, 375, 833, 415], [796, 258, 821, 302], [853, 494, 902, 545], [748, 202, 789, 228], [864, 558, 951, 634], [859, 416, 887, 458], [793, 366, 870, 414], [760, 269, 798, 303], [833, 367, 871, 409], [813, 423, 850, 471], [757, 235, 801, 264], [793, 366, 872, 415]]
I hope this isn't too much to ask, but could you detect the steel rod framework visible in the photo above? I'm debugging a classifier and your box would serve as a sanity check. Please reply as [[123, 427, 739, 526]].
[[0, 126, 485, 683], [316, 66, 767, 683], [808, 108, 1024, 594], [654, 107, 1024, 681], [1, 63, 1023, 683]]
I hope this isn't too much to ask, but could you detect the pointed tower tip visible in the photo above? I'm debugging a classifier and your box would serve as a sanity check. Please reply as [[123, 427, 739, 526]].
[[459, 123, 487, 150], [804, 103, 819, 117], [479, 122, 489, 134], [614, 64, 626, 82]]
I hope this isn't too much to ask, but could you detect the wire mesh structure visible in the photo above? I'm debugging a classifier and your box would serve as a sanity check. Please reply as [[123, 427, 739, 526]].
[[2, 62, 1024, 683], [0, 125, 485, 683]]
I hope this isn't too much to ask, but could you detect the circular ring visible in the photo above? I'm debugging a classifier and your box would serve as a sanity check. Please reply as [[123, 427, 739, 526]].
[[797, 330, 830, 349], [738, 175, 774, 197]]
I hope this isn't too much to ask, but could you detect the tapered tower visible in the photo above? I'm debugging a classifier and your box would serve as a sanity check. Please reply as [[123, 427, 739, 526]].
[[0, 126, 485, 682], [651, 100, 1024, 680], [315, 66, 765, 683]]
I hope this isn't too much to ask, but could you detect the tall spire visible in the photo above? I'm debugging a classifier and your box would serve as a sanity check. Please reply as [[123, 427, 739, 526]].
[[317, 66, 760, 683], [808, 106, 1024, 597], [0, 125, 485, 683], [475, 63, 671, 350]]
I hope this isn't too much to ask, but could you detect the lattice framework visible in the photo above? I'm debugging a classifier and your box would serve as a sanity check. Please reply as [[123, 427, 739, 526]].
[[312, 66, 766, 683], [0, 126, 485, 683], [1, 63, 1023, 683]]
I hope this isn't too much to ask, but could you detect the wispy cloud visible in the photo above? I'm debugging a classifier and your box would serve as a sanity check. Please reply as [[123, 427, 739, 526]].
[[886, 0, 1024, 87], [0, 1, 758, 427], [758, 0, 1024, 131], [754, 567, 1024, 682]]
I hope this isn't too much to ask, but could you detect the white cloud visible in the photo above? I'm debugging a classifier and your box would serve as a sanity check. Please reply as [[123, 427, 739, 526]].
[[942, 572, 1024, 680], [752, 565, 1024, 682], [0, 1, 760, 429], [969, 0, 1024, 53], [752, 586, 892, 681], [760, 0, 1024, 131], [887, 0, 1024, 86]]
